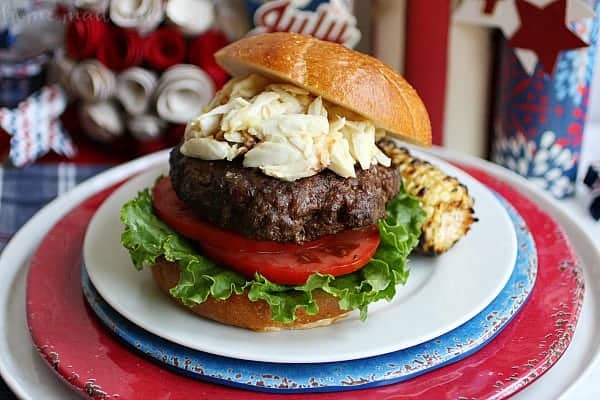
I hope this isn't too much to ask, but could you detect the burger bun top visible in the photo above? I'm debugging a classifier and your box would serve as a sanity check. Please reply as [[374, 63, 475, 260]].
[[215, 32, 432, 147]]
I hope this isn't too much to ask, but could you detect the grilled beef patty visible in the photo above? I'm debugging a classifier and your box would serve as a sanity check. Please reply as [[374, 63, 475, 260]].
[[169, 146, 401, 243]]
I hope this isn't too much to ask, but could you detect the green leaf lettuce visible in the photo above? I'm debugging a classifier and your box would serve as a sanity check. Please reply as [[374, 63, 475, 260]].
[[120, 182, 425, 323]]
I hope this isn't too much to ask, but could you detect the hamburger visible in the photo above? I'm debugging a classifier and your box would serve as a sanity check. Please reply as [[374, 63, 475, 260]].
[[120, 32, 475, 331]]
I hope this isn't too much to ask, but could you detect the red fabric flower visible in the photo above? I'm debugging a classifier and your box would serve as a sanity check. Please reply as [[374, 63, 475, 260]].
[[188, 30, 230, 89], [65, 14, 107, 60], [166, 124, 186, 146], [97, 27, 144, 71], [144, 28, 188, 71], [135, 137, 170, 155]]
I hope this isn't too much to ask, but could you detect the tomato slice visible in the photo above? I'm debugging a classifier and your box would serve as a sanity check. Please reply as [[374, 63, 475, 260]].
[[152, 177, 380, 285]]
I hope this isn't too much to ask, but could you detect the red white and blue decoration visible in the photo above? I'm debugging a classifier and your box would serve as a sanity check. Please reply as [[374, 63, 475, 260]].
[[458, 0, 600, 198], [250, 0, 361, 47], [492, 2, 599, 198], [0, 85, 76, 167], [56, 0, 232, 154], [454, 0, 595, 75], [245, 0, 358, 47]]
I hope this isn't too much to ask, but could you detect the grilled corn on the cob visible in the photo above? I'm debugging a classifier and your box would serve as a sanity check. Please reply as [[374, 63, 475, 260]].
[[379, 140, 476, 255]]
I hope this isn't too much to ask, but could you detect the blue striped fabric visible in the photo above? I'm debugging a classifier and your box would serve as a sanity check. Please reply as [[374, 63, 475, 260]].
[[0, 163, 107, 252]]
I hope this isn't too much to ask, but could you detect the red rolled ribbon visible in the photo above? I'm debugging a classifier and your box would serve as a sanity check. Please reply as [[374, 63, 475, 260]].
[[65, 14, 107, 60], [166, 124, 186, 146], [135, 137, 170, 156], [188, 30, 230, 89], [144, 28, 188, 71], [97, 27, 144, 71]]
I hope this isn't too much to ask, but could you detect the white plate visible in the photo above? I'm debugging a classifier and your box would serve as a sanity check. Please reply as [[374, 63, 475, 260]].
[[82, 150, 516, 363], [3, 147, 599, 399]]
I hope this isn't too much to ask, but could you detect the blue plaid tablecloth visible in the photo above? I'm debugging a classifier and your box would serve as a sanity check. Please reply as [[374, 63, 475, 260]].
[[0, 163, 108, 252], [0, 163, 107, 398]]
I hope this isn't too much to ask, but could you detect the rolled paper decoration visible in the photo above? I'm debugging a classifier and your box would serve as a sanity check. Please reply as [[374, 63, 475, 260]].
[[116, 67, 158, 115], [97, 27, 144, 71], [65, 13, 107, 60], [109, 0, 165, 34], [492, 11, 600, 199], [154, 64, 215, 124], [79, 100, 125, 143], [74, 0, 109, 14], [144, 27, 187, 71], [165, 0, 215, 36], [188, 30, 229, 89], [127, 114, 167, 142], [69, 60, 116, 102], [584, 162, 600, 190], [48, 51, 76, 96]]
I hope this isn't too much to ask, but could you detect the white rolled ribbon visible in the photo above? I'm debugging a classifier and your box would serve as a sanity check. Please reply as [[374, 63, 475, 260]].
[[48, 52, 76, 96], [70, 60, 116, 102], [155, 64, 215, 124], [75, 0, 110, 13], [116, 67, 158, 116], [79, 100, 125, 143], [128, 114, 167, 141], [165, 0, 215, 36], [110, 0, 165, 34]]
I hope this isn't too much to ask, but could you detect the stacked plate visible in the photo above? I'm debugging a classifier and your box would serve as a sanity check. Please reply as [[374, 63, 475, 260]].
[[0, 146, 592, 399]]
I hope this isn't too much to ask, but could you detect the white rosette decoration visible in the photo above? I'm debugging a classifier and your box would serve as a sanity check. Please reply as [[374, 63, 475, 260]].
[[79, 100, 125, 143], [155, 64, 215, 124], [70, 60, 116, 102], [128, 114, 167, 141], [116, 67, 158, 116], [48, 51, 76, 96], [110, 0, 165, 34], [75, 0, 110, 14], [165, 0, 215, 36]]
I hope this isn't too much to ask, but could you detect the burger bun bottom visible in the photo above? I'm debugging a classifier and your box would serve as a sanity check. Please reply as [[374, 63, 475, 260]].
[[151, 260, 350, 331]]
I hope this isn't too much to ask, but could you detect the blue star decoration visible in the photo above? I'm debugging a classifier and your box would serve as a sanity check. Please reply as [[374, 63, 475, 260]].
[[0, 85, 76, 167]]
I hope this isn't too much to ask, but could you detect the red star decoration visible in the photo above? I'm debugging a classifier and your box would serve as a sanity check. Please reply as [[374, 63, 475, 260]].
[[509, 0, 588, 74]]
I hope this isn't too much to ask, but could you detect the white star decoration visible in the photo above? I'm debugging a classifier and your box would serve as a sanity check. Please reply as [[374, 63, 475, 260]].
[[453, 0, 595, 74], [0, 85, 75, 166]]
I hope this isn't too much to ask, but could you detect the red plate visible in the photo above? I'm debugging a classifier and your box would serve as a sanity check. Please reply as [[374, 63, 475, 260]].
[[26, 167, 583, 400]]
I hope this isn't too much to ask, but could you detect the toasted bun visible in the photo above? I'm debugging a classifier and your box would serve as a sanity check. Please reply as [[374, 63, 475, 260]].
[[215, 32, 432, 147], [151, 260, 349, 331]]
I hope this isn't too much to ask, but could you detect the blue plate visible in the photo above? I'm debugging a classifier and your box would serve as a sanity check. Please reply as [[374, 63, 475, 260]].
[[81, 195, 536, 393]]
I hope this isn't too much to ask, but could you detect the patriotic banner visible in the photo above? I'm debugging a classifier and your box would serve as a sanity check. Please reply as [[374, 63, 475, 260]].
[[0, 85, 76, 167], [245, 0, 359, 47]]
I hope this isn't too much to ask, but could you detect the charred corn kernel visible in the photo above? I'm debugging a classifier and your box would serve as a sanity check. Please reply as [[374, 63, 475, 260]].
[[378, 140, 476, 255]]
